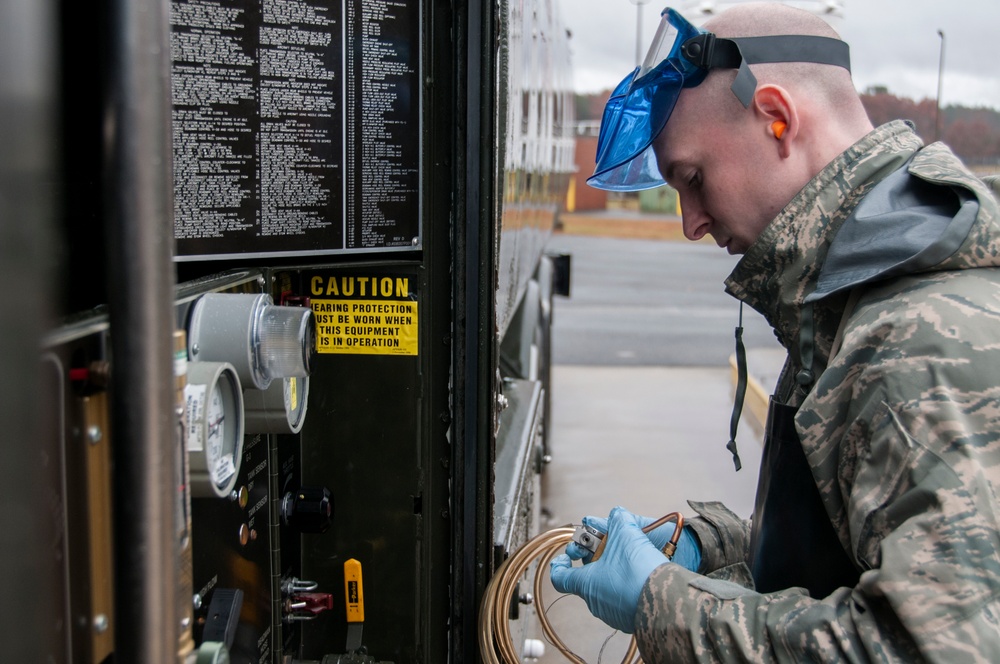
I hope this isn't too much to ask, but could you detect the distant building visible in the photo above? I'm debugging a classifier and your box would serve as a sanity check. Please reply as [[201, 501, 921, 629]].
[[570, 122, 607, 211]]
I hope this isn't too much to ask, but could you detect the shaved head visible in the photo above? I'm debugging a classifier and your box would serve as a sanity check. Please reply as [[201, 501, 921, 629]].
[[706, 1, 841, 38], [650, 2, 876, 253], [701, 2, 867, 125]]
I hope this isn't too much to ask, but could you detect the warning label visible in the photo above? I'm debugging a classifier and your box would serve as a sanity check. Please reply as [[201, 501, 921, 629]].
[[309, 275, 417, 355]]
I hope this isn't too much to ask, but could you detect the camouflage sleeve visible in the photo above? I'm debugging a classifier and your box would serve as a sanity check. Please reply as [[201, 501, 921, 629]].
[[633, 271, 1000, 663], [683, 501, 751, 576]]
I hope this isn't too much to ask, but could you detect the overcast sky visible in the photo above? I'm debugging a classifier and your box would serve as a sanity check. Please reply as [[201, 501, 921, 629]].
[[554, 0, 1000, 110]]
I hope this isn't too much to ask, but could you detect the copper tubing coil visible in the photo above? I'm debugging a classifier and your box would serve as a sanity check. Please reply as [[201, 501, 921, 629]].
[[479, 512, 684, 663]]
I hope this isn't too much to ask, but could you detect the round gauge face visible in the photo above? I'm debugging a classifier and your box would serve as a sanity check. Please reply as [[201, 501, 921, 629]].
[[206, 373, 238, 493], [283, 376, 309, 433], [186, 361, 244, 498], [283, 378, 299, 419], [282, 378, 294, 412], [206, 382, 235, 491]]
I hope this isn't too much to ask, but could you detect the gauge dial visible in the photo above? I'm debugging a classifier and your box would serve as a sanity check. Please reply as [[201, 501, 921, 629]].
[[186, 361, 244, 498], [243, 376, 310, 434], [205, 381, 237, 489], [283, 376, 307, 432]]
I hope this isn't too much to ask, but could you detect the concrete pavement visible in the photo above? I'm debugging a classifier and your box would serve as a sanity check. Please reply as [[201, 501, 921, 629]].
[[520, 213, 785, 662], [530, 361, 780, 663]]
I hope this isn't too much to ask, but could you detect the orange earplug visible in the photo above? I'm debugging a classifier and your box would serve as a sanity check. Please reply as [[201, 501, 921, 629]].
[[772, 121, 787, 140]]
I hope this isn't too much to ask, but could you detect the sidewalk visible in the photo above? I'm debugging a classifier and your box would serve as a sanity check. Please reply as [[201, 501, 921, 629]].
[[535, 363, 769, 663], [531, 355, 786, 663], [528, 217, 787, 662]]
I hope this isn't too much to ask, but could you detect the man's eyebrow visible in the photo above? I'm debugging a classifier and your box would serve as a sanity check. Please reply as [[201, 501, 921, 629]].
[[661, 159, 682, 186]]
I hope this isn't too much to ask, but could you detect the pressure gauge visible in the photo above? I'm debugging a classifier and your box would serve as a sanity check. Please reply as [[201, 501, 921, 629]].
[[186, 361, 245, 498], [243, 375, 310, 434]]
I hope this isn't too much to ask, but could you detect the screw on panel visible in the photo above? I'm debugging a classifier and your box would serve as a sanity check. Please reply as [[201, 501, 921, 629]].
[[87, 426, 102, 445], [93, 614, 108, 633]]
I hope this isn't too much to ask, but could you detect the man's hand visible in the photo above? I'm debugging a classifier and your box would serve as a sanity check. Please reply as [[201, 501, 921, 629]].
[[549, 507, 670, 634], [567, 511, 702, 572]]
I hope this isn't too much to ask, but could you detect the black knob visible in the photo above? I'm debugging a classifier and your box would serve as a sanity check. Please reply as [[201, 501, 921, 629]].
[[281, 486, 333, 533]]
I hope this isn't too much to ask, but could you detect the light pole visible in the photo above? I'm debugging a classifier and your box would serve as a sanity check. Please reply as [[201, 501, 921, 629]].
[[935, 29, 945, 142], [629, 0, 653, 69]]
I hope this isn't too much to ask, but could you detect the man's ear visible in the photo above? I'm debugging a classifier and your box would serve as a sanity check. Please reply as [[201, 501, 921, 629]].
[[753, 84, 795, 158]]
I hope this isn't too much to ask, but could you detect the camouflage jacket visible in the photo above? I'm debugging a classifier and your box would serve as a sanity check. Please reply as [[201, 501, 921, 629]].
[[635, 121, 1000, 662]]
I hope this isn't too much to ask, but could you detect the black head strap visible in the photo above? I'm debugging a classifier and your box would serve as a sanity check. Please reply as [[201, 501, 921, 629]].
[[681, 34, 851, 107]]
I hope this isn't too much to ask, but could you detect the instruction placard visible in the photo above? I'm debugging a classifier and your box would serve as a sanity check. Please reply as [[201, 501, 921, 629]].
[[171, 0, 422, 259], [309, 274, 417, 355]]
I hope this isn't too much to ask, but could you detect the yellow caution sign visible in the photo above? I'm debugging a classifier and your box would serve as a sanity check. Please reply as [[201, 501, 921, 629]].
[[309, 275, 418, 356]]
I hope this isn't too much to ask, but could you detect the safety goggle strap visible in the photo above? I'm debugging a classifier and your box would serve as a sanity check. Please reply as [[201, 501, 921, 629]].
[[680, 33, 852, 107]]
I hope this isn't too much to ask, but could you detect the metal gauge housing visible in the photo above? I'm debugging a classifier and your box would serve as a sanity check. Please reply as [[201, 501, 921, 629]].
[[186, 361, 245, 498], [243, 375, 310, 434], [187, 293, 315, 391]]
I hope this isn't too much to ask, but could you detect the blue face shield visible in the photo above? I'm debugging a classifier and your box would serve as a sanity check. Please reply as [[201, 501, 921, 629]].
[[589, 9, 707, 191], [588, 7, 851, 192]]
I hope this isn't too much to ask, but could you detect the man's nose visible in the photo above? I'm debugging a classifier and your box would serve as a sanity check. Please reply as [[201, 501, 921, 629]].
[[681, 198, 710, 241]]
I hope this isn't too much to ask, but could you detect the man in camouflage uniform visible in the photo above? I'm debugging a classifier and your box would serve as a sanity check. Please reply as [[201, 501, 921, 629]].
[[550, 3, 1000, 661]]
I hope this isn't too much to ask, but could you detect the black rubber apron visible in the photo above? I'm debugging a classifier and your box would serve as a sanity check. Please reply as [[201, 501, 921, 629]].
[[747, 399, 860, 598]]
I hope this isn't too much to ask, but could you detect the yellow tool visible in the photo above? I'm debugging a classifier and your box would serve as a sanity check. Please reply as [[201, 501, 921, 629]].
[[344, 558, 364, 652]]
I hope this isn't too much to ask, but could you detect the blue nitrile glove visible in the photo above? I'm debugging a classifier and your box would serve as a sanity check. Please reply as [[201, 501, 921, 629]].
[[566, 513, 702, 572], [550, 506, 670, 634]]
